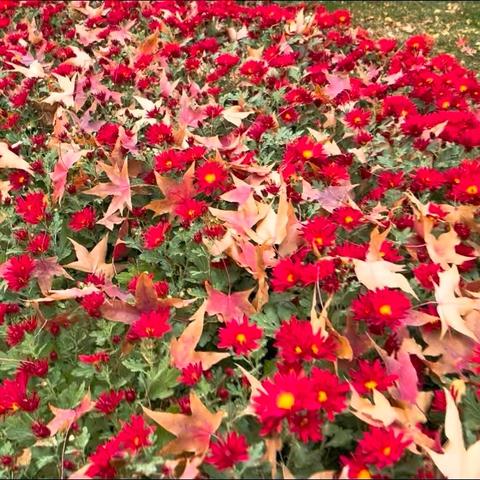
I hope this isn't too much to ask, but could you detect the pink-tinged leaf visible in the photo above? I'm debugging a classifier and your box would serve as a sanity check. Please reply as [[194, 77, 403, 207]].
[[47, 393, 95, 436], [32, 257, 72, 295], [30, 285, 100, 303], [384, 350, 419, 404], [84, 161, 132, 219], [302, 181, 356, 212], [0, 142, 33, 174], [50, 144, 87, 203], [178, 92, 208, 128], [220, 175, 253, 204], [205, 282, 255, 323], [324, 72, 351, 99]]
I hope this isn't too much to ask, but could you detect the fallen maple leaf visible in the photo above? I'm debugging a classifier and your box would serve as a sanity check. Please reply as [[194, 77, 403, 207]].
[[424, 218, 475, 269], [170, 300, 229, 370], [0, 142, 33, 174], [31, 257, 72, 295], [84, 160, 132, 220], [142, 391, 224, 456], [64, 235, 114, 279], [43, 73, 77, 109], [324, 72, 351, 99], [425, 389, 480, 479], [47, 393, 95, 436], [434, 266, 479, 341], [353, 258, 418, 298], [50, 143, 88, 203], [205, 281, 256, 323], [222, 105, 254, 127]]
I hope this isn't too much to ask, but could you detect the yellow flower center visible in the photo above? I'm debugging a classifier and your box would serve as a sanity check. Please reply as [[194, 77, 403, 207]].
[[353, 116, 362, 124], [11, 403, 19, 412], [188, 209, 195, 217], [365, 380, 378, 390], [204, 173, 217, 184], [294, 346, 302, 354], [145, 327, 154, 336], [302, 149, 313, 159], [344, 215, 354, 224], [311, 344, 319, 354], [357, 469, 372, 479], [286, 273, 295, 283], [276, 392, 295, 410], [379, 304, 392, 316], [442, 101, 450, 109], [459, 84, 468, 92], [318, 391, 328, 402], [466, 185, 478, 195], [236, 333, 247, 344], [315, 236, 324, 246], [383, 446, 392, 456], [165, 160, 172, 167], [339, 15, 346, 22], [400, 109, 408, 117]]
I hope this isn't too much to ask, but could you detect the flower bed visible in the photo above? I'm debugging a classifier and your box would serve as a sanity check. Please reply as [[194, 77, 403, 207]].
[[1, 1, 480, 478]]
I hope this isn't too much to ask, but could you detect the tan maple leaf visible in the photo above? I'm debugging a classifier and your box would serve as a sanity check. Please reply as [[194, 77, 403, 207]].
[[142, 391, 224, 456], [64, 235, 114, 279]]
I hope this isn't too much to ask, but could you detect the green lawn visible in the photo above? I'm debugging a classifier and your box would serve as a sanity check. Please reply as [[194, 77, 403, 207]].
[[323, 1, 480, 70]]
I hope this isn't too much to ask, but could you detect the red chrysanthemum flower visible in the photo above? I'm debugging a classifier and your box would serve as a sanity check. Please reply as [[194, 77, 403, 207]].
[[357, 427, 411, 468], [86, 438, 120, 479], [451, 176, 480, 203], [410, 167, 445, 192], [351, 359, 397, 395], [302, 216, 337, 249], [96, 123, 119, 147], [79, 352, 110, 367], [206, 431, 249, 470], [26, 232, 50, 255], [331, 207, 364, 230], [174, 198, 207, 225], [0, 371, 38, 415], [275, 316, 336, 364], [15, 192, 47, 224], [287, 410, 323, 443], [270, 257, 302, 291], [253, 371, 313, 435], [127, 308, 171, 340], [1, 254, 35, 291], [195, 161, 228, 194], [116, 415, 153, 451], [352, 288, 411, 330], [31, 421, 51, 439], [340, 454, 374, 480], [95, 389, 124, 414], [179, 363, 203, 386], [19, 358, 49, 377], [154, 149, 186, 173], [413, 263, 442, 290], [145, 122, 173, 145], [143, 221, 170, 250], [69, 206, 96, 231], [80, 291, 105, 317], [310, 367, 349, 420], [345, 108, 371, 129], [218, 316, 263, 355], [8, 170, 30, 190]]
